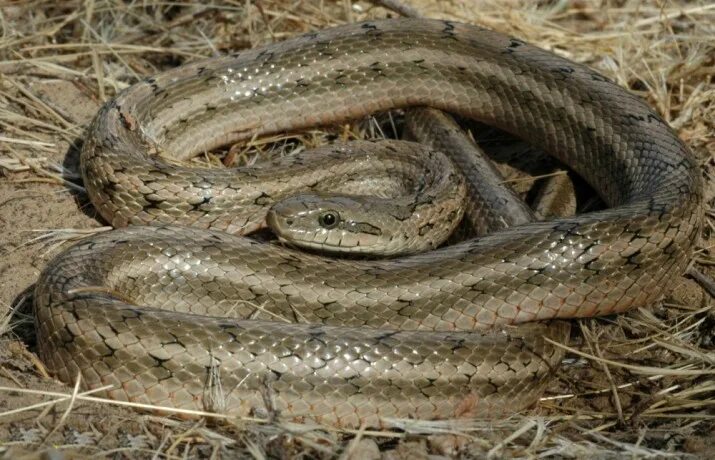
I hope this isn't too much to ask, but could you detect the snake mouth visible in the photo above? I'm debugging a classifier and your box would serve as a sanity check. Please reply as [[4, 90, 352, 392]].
[[276, 234, 353, 251], [273, 232, 373, 256], [267, 204, 359, 252]]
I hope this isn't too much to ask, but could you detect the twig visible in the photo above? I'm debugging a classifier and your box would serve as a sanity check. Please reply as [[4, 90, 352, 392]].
[[685, 265, 715, 299], [372, 0, 421, 18]]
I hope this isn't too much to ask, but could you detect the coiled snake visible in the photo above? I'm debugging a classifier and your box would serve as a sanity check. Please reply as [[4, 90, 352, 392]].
[[34, 19, 702, 428]]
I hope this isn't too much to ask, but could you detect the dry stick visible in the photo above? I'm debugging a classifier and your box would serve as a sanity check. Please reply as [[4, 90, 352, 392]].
[[340, 423, 370, 460], [543, 338, 714, 376], [0, 367, 23, 387], [42, 372, 83, 443], [0, 384, 114, 418], [0, 385, 246, 421], [539, 373, 667, 402], [685, 265, 715, 299], [592, 335, 625, 425], [0, 385, 405, 439], [5, 79, 76, 130], [373, 0, 422, 18], [486, 418, 539, 459]]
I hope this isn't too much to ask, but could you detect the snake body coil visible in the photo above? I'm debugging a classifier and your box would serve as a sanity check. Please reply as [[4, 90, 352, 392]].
[[35, 19, 701, 428]]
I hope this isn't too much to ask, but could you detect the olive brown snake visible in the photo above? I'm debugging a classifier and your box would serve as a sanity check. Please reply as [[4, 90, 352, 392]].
[[34, 18, 702, 428]]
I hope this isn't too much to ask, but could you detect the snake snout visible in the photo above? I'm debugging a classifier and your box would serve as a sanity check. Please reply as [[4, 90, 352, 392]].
[[267, 195, 328, 246]]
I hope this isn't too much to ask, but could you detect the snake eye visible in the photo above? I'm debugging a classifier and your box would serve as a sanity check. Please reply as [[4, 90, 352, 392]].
[[318, 211, 339, 229]]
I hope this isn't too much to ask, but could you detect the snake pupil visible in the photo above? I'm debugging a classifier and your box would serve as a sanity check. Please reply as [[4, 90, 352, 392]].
[[319, 212, 338, 228]]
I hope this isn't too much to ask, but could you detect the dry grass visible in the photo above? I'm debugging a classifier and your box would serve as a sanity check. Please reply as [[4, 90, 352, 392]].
[[0, 0, 714, 458]]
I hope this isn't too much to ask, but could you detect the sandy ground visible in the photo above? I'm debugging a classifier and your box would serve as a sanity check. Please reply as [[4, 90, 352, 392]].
[[0, 1, 713, 458]]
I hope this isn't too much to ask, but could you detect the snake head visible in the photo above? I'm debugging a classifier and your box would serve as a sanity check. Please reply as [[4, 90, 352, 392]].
[[266, 193, 413, 256]]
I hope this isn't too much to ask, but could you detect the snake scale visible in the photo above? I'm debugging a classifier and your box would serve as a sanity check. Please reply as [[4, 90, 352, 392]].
[[34, 18, 702, 428]]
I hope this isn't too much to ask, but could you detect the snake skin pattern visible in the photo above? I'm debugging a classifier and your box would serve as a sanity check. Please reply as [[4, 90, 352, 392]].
[[263, 141, 469, 256], [404, 107, 537, 235], [34, 18, 702, 428]]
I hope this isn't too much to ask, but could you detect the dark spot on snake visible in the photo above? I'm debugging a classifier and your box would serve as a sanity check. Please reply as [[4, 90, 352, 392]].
[[394, 300, 413, 316], [551, 67, 575, 79], [99, 346, 118, 358], [344, 374, 363, 391], [207, 233, 226, 244], [217, 322, 243, 333], [278, 259, 302, 272], [368, 62, 386, 76], [625, 113, 646, 123], [502, 38, 526, 54], [144, 76, 157, 84], [503, 360, 522, 375], [624, 249, 644, 267], [102, 180, 118, 194], [554, 221, 582, 238], [203, 75, 226, 86], [122, 308, 143, 319], [349, 222, 381, 236], [647, 113, 665, 124], [141, 198, 164, 212], [257, 50, 274, 62], [190, 196, 212, 211], [223, 329, 240, 343], [418, 223, 434, 236], [308, 330, 328, 347], [160, 332, 186, 349], [149, 352, 171, 365], [102, 322, 121, 337], [375, 330, 399, 341], [254, 192, 272, 206], [590, 72, 611, 83], [661, 238, 676, 254], [62, 324, 78, 342], [66, 306, 81, 322], [448, 337, 466, 352], [523, 338, 562, 372]]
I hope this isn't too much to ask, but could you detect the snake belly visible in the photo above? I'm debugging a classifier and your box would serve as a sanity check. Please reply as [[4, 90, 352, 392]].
[[34, 18, 702, 428]]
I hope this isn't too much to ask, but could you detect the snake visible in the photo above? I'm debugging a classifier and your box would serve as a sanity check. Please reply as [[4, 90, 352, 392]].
[[34, 18, 702, 428]]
